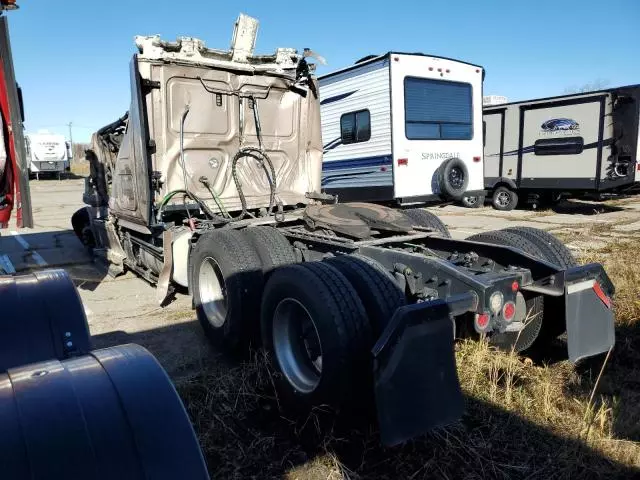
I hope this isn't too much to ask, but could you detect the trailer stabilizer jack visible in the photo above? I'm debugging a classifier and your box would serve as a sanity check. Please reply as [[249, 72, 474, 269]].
[[372, 293, 476, 446], [565, 272, 615, 363]]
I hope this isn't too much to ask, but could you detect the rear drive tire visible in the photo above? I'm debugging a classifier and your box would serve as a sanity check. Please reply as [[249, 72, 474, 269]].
[[461, 195, 485, 208], [503, 227, 576, 339], [403, 208, 451, 238], [502, 227, 577, 268], [261, 262, 372, 410], [244, 226, 297, 271], [325, 254, 406, 335], [466, 230, 545, 352], [492, 186, 518, 211], [191, 229, 264, 352]]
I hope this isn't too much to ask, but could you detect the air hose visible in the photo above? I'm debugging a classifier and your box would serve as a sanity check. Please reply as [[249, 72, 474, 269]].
[[231, 146, 283, 221]]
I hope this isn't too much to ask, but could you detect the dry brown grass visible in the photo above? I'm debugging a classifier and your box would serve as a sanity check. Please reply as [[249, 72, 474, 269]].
[[177, 239, 640, 479], [70, 159, 90, 176]]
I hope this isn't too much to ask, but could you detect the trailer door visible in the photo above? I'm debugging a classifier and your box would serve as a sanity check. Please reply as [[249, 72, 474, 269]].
[[483, 110, 504, 185], [519, 98, 605, 190]]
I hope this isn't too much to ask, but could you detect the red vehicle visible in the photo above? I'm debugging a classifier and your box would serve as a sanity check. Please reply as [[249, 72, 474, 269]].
[[0, 1, 32, 228]]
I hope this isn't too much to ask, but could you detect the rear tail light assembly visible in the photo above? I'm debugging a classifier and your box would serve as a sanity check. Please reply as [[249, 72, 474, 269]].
[[503, 302, 516, 322]]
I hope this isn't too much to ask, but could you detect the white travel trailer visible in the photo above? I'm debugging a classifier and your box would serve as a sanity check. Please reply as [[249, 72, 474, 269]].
[[319, 53, 485, 204], [25, 131, 71, 179], [468, 84, 640, 210]]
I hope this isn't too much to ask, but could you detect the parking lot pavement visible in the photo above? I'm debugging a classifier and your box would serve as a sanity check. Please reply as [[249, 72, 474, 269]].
[[427, 198, 640, 247], [0, 177, 212, 377], [2, 178, 638, 375]]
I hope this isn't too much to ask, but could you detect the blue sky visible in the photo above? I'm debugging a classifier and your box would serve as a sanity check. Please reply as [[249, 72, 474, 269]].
[[8, 0, 639, 143]]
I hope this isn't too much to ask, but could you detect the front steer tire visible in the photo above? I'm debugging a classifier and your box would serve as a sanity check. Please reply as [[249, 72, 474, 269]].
[[261, 262, 372, 411], [191, 229, 264, 353]]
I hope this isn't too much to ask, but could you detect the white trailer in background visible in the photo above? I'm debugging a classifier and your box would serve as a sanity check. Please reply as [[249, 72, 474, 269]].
[[471, 84, 640, 210], [25, 131, 70, 179], [319, 52, 486, 205]]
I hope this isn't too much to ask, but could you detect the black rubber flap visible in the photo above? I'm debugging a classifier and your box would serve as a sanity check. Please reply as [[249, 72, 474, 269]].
[[92, 344, 210, 479], [0, 269, 91, 372], [372, 300, 465, 446], [304, 202, 413, 239], [565, 279, 615, 362]]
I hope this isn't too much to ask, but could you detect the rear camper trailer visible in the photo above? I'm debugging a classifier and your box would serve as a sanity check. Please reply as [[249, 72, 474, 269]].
[[25, 131, 71, 180], [319, 53, 486, 205], [466, 85, 640, 210]]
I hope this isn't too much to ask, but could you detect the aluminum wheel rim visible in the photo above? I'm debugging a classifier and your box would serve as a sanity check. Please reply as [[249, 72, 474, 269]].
[[465, 196, 479, 206], [496, 191, 511, 207], [272, 298, 322, 394], [449, 167, 465, 189], [198, 257, 227, 327]]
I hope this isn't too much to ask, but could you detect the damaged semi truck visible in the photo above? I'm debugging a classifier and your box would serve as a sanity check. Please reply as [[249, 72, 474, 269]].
[[73, 14, 616, 446]]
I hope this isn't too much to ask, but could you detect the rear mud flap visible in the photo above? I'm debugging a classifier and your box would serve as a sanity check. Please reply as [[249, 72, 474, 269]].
[[566, 278, 615, 362], [372, 294, 475, 446]]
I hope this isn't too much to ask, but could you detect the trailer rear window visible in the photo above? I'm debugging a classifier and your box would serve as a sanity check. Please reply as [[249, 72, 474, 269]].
[[404, 78, 473, 140]]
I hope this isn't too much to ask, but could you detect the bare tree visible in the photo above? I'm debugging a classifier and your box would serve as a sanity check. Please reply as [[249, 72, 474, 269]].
[[563, 79, 610, 95]]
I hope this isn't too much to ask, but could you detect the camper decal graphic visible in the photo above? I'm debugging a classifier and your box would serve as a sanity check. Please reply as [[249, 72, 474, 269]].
[[541, 118, 580, 132]]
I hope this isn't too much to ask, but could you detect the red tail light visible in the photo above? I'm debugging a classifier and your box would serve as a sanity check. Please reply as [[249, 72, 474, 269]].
[[503, 302, 516, 322], [475, 313, 490, 330], [473, 156, 481, 163], [397, 158, 408, 166]]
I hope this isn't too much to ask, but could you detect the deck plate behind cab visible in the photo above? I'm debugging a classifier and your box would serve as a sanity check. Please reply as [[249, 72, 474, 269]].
[[304, 202, 413, 239]]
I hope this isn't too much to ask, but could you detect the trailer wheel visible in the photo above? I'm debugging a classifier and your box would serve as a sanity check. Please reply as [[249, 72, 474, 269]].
[[492, 186, 518, 211], [502, 227, 577, 340], [466, 231, 545, 352], [461, 195, 485, 208], [261, 262, 371, 409], [438, 158, 469, 200], [191, 229, 263, 352], [325, 254, 406, 335], [244, 226, 297, 271], [403, 208, 451, 237]]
